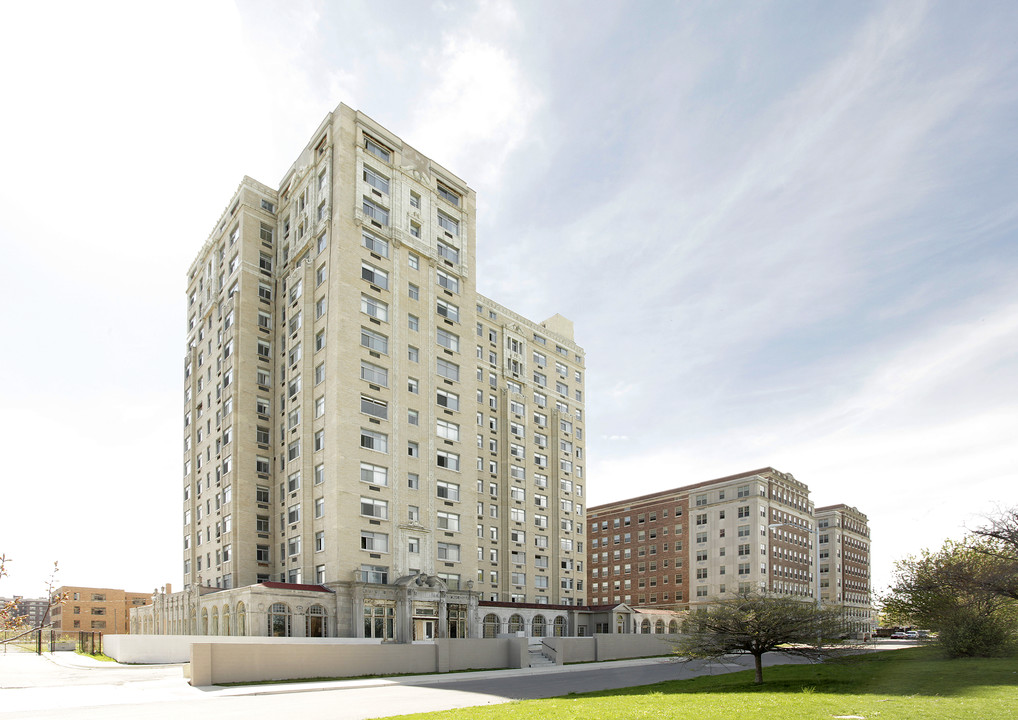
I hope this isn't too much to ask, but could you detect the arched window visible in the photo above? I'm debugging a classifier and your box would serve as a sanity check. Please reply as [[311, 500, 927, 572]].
[[532, 614, 546, 637], [553, 616, 566, 637], [236, 602, 246, 636], [641, 619, 651, 634], [668, 619, 679, 634], [508, 614, 524, 634], [201, 608, 209, 635], [307, 604, 327, 637], [483, 614, 500, 638], [268, 603, 291, 637], [655, 619, 665, 634], [222, 606, 231, 636], [211, 607, 219, 635]]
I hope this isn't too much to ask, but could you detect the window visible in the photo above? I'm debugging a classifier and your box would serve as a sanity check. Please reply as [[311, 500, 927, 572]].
[[437, 211, 459, 236], [437, 358, 459, 381], [360, 397, 386, 419], [288, 535, 300, 555], [437, 511, 460, 532], [436, 270, 459, 293], [315, 395, 325, 418], [436, 450, 459, 470], [361, 497, 388, 519], [431, 330, 461, 355], [363, 166, 389, 194], [315, 330, 326, 352], [361, 262, 388, 289], [362, 197, 389, 225], [407, 441, 419, 457], [436, 480, 460, 501], [408, 473, 420, 489], [436, 299, 459, 321], [360, 462, 388, 486], [408, 283, 419, 301], [408, 314, 419, 332], [408, 346, 419, 363], [316, 264, 327, 286], [361, 295, 389, 322], [360, 531, 389, 553], [361, 327, 388, 354], [362, 230, 389, 257], [437, 183, 460, 206], [360, 428, 388, 453], [360, 564, 388, 584], [360, 361, 388, 387], [364, 136, 390, 162], [436, 419, 460, 441], [313, 430, 324, 452], [437, 241, 459, 264], [314, 497, 324, 518], [437, 388, 459, 410]]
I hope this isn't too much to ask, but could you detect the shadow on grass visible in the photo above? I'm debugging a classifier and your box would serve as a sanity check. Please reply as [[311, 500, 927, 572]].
[[568, 647, 1018, 700]]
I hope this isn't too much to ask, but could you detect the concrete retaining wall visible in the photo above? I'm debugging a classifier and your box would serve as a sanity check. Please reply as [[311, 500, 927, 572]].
[[189, 636, 529, 685], [592, 633, 675, 660], [540, 634, 675, 664]]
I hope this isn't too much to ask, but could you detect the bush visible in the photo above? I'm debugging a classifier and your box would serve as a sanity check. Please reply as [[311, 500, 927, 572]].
[[938, 611, 1016, 658]]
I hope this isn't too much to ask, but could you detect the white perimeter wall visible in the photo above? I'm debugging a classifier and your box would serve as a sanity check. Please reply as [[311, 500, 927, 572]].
[[189, 637, 528, 685], [104, 634, 382, 664]]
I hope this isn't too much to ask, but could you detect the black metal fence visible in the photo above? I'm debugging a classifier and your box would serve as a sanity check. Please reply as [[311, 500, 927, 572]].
[[77, 630, 103, 656], [1, 627, 61, 654]]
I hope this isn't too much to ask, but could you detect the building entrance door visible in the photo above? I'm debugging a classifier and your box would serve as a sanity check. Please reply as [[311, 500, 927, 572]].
[[414, 618, 435, 640]]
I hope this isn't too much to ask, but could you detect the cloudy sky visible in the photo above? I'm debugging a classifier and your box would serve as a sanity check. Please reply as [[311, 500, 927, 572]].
[[1, 0, 1015, 600]]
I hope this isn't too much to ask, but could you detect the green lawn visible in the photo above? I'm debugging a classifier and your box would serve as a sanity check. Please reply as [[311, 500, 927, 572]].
[[382, 647, 1018, 720]]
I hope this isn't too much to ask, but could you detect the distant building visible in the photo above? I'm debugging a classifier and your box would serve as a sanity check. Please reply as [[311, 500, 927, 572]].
[[814, 504, 872, 634], [586, 468, 873, 634], [0, 596, 49, 628], [50, 586, 152, 635]]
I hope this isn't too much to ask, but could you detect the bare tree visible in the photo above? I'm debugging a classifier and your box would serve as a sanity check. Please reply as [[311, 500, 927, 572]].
[[970, 508, 1018, 601], [673, 591, 848, 684], [1, 555, 22, 631]]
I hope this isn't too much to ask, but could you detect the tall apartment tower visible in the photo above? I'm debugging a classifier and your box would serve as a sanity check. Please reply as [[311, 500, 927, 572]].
[[814, 504, 872, 634], [180, 103, 586, 637]]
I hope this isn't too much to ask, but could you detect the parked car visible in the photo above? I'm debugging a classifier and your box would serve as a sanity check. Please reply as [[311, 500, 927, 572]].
[[905, 631, 919, 639], [890, 631, 908, 639]]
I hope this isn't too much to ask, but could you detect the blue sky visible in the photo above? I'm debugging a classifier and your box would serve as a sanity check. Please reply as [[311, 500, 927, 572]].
[[1, 0, 1015, 599]]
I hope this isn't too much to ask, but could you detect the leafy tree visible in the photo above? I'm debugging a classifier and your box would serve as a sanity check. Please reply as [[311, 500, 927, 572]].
[[673, 591, 848, 684], [882, 539, 1017, 657]]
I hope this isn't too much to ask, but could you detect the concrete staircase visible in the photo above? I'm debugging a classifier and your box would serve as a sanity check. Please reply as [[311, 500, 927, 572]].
[[527, 642, 556, 668]]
